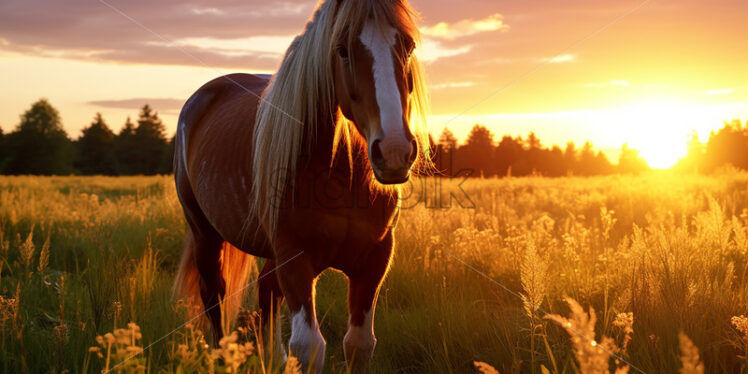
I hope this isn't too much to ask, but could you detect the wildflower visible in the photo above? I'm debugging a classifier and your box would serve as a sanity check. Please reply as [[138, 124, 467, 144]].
[[90, 322, 146, 373], [283, 355, 302, 374], [211, 331, 255, 372], [732, 315, 748, 337], [613, 312, 634, 352], [474, 361, 500, 374], [731, 315, 748, 361], [678, 332, 704, 374]]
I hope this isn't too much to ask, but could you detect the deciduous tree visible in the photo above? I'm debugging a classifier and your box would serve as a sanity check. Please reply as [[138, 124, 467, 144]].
[[3, 99, 73, 175]]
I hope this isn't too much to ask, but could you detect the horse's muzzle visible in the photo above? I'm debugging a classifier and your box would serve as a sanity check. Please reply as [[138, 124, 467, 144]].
[[372, 166, 411, 185]]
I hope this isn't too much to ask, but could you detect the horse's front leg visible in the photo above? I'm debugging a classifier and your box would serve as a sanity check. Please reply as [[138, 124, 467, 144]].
[[274, 241, 326, 373], [344, 233, 394, 373]]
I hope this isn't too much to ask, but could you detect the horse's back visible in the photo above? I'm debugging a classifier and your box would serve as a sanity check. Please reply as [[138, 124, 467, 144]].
[[175, 73, 272, 257], [179, 73, 269, 135]]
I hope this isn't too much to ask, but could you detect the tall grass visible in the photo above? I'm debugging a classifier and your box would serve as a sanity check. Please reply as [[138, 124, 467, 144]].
[[0, 172, 747, 372]]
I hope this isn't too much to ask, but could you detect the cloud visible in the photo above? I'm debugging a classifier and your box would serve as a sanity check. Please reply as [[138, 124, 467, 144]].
[[0, 1, 511, 67], [410, 13, 511, 62], [0, 0, 313, 70], [190, 7, 226, 16], [421, 14, 509, 40], [89, 98, 185, 112], [419, 39, 472, 62], [149, 35, 295, 58], [431, 81, 476, 90], [545, 54, 576, 63]]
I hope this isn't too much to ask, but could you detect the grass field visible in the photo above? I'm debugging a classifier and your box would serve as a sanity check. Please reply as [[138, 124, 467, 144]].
[[1, 173, 747, 373]]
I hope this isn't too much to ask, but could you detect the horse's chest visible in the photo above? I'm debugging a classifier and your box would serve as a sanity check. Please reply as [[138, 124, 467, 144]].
[[289, 201, 396, 247], [289, 169, 398, 245]]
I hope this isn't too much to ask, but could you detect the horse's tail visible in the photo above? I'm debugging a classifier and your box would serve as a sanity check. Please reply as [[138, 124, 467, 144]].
[[173, 230, 257, 331], [218, 241, 257, 326], [173, 230, 204, 325]]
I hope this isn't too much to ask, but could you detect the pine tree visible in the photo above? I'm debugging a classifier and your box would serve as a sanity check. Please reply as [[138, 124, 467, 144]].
[[525, 132, 542, 175], [437, 128, 458, 176], [495, 135, 523, 177], [461, 124, 495, 177], [76, 113, 117, 175], [578, 142, 596, 176], [114, 117, 139, 175], [159, 135, 176, 174], [4, 99, 74, 175], [563, 142, 578, 175], [133, 105, 168, 175]]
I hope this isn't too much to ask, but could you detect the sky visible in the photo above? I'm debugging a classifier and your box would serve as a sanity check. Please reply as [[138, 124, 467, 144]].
[[1, 0, 747, 168]]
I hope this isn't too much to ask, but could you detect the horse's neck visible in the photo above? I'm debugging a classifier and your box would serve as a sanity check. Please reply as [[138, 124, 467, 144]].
[[304, 111, 369, 182]]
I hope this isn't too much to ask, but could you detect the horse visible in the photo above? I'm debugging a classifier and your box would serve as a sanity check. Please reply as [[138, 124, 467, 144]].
[[172, 0, 430, 372]]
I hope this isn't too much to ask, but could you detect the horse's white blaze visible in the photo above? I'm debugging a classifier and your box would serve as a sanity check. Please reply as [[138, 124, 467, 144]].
[[289, 306, 325, 371], [344, 309, 376, 354], [360, 21, 409, 167]]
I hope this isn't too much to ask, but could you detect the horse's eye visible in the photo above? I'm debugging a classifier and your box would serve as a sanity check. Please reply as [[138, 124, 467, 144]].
[[336, 44, 349, 59]]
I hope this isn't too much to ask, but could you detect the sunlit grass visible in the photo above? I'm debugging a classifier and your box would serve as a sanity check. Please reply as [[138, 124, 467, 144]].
[[0, 173, 747, 372]]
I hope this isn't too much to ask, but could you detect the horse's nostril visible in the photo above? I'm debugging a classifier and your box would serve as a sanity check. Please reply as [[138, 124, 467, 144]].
[[408, 139, 418, 163], [371, 139, 384, 166]]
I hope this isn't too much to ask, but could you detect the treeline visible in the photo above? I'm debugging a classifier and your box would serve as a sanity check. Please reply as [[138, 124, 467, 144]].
[[0, 99, 174, 175], [676, 119, 748, 172], [432, 125, 649, 177], [1, 99, 746, 177]]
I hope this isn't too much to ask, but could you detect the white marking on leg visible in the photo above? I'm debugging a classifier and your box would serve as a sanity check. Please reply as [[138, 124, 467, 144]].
[[344, 309, 376, 365], [360, 22, 410, 168], [289, 306, 325, 372]]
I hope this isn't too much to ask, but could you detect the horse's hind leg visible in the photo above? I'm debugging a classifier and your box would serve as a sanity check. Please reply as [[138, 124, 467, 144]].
[[176, 172, 227, 345], [192, 230, 226, 345], [258, 259, 286, 361]]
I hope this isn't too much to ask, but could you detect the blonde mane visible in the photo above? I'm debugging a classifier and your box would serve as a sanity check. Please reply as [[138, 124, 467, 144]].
[[252, 0, 431, 240]]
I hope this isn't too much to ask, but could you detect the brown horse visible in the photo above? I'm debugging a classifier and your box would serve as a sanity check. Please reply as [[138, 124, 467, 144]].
[[173, 0, 430, 372]]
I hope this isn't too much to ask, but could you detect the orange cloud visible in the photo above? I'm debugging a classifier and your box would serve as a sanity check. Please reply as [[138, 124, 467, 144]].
[[420, 14, 509, 40]]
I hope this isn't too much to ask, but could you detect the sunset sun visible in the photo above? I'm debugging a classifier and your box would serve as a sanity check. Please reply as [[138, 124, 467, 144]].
[[614, 100, 698, 169]]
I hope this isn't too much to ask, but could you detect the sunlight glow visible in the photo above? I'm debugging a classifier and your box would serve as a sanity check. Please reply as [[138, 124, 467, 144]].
[[613, 100, 709, 169]]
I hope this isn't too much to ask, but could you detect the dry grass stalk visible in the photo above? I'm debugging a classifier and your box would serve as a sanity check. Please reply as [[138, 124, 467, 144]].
[[545, 298, 630, 374]]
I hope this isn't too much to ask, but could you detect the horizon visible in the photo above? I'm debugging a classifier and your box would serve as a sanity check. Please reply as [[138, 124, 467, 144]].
[[2, 0, 747, 169]]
